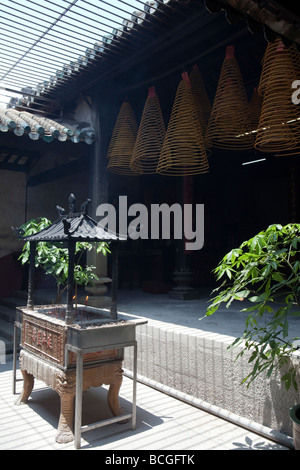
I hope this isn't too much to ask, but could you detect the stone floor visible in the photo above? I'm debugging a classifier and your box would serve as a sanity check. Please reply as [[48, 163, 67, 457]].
[[0, 356, 291, 451]]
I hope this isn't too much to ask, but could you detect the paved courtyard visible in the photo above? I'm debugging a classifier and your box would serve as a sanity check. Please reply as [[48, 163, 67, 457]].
[[0, 356, 291, 451]]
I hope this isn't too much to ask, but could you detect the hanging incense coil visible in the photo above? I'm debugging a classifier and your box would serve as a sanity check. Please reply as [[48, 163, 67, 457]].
[[156, 72, 209, 176], [255, 39, 300, 153], [274, 48, 300, 155], [189, 65, 211, 136], [258, 39, 300, 97], [130, 86, 166, 174], [107, 100, 141, 175], [248, 87, 263, 131], [205, 46, 254, 150]]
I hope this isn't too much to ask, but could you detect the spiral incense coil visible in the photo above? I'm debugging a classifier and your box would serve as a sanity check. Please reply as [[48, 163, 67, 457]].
[[156, 72, 209, 176], [189, 65, 211, 136], [255, 39, 300, 153], [248, 87, 263, 131], [205, 46, 254, 150], [107, 100, 141, 175], [258, 39, 300, 97], [130, 86, 166, 174]]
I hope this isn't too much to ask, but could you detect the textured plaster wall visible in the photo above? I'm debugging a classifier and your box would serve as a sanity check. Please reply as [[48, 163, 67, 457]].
[[124, 319, 299, 437], [26, 171, 89, 222], [0, 164, 89, 253], [26, 145, 90, 223], [0, 146, 90, 294], [0, 170, 26, 258]]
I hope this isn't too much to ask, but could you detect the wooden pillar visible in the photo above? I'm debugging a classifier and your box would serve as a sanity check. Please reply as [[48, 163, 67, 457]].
[[87, 89, 114, 276], [87, 87, 120, 300], [169, 176, 199, 299]]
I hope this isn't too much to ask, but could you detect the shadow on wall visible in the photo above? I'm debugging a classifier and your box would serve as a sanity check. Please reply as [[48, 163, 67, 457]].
[[124, 322, 299, 437], [267, 361, 300, 434]]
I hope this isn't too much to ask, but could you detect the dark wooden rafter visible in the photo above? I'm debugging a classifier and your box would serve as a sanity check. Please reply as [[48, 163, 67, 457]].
[[0, 146, 40, 172], [27, 156, 88, 186]]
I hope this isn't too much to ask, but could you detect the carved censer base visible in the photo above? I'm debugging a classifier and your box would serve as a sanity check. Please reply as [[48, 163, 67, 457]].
[[17, 350, 124, 443], [15, 305, 136, 444]]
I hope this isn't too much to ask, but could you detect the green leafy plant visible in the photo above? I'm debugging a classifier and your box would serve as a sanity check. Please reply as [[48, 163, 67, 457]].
[[204, 223, 300, 390], [18, 217, 110, 303]]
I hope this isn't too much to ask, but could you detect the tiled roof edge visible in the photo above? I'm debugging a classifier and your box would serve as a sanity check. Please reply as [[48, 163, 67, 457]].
[[0, 108, 95, 144]]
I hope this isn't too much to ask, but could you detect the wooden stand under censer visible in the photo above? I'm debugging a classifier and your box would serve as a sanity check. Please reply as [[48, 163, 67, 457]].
[[13, 194, 146, 449]]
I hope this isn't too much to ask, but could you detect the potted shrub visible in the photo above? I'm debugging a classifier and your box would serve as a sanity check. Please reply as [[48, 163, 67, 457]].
[[204, 223, 300, 448], [18, 217, 110, 303]]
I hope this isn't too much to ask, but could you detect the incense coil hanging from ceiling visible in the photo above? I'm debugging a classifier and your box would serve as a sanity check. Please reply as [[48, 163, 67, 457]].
[[106, 100, 141, 175], [156, 73, 209, 176], [255, 39, 300, 153], [258, 39, 300, 97], [205, 46, 254, 150], [248, 87, 263, 132], [130, 87, 166, 174], [275, 48, 300, 156]]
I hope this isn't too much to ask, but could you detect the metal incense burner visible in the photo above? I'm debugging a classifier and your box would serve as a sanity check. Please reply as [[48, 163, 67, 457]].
[[13, 194, 146, 449]]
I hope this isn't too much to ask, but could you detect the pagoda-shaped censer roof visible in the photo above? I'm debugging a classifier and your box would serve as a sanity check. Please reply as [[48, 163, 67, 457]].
[[18, 193, 125, 243], [16, 194, 125, 323]]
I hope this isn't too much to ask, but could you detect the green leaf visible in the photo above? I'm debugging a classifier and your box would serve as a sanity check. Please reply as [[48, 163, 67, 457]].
[[204, 223, 300, 390], [249, 292, 269, 302], [204, 304, 219, 317], [272, 272, 284, 283], [282, 317, 289, 338], [234, 289, 250, 299], [248, 351, 257, 363], [267, 365, 274, 378], [226, 269, 232, 279]]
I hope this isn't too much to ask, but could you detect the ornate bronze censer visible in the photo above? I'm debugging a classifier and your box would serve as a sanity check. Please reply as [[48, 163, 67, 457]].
[[13, 194, 146, 448]]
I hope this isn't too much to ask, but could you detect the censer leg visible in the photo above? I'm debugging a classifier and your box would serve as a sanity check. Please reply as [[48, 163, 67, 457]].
[[107, 366, 124, 418], [55, 369, 76, 444], [56, 391, 76, 443], [15, 369, 34, 405]]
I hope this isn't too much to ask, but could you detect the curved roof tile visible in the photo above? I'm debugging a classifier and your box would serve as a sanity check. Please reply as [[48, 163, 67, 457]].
[[0, 107, 95, 144]]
